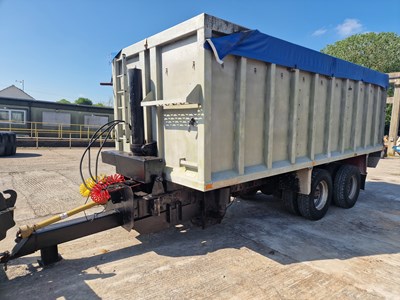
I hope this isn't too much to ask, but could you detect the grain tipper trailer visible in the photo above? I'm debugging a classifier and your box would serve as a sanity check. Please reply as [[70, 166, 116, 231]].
[[0, 14, 388, 266]]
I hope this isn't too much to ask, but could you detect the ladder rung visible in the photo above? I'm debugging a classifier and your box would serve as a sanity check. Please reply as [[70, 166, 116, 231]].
[[117, 91, 125, 94], [117, 74, 124, 78]]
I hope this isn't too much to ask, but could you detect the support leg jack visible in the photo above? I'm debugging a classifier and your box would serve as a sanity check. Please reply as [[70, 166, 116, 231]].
[[39, 245, 62, 267]]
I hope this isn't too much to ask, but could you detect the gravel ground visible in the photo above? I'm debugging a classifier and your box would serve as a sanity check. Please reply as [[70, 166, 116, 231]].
[[0, 148, 399, 299]]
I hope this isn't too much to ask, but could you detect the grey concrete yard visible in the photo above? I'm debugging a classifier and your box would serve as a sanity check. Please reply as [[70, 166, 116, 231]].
[[0, 148, 399, 299]]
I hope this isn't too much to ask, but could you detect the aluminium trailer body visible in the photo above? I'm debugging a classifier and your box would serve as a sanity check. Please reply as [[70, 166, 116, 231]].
[[104, 13, 387, 206]]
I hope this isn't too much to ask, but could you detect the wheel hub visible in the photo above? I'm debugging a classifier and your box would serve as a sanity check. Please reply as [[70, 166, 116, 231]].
[[313, 181, 328, 210]]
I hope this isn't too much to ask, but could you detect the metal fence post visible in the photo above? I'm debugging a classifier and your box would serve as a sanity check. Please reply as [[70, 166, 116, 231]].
[[35, 123, 39, 149]]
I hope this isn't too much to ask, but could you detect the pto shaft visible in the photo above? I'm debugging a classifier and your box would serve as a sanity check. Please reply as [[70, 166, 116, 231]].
[[18, 201, 98, 238]]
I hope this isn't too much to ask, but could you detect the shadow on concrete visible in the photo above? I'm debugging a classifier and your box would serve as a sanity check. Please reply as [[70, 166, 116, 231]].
[[0, 256, 109, 300], [1, 181, 399, 299], [0, 153, 42, 159]]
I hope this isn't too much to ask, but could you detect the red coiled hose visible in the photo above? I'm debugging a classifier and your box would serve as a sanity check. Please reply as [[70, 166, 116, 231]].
[[90, 174, 125, 204]]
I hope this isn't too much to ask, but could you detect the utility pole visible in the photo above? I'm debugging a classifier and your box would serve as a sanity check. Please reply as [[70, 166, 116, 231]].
[[15, 80, 24, 91]]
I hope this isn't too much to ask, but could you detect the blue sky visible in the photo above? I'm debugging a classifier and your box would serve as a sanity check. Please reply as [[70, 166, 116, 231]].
[[0, 0, 399, 104]]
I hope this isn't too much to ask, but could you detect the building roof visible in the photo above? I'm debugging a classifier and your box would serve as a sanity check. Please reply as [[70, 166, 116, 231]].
[[0, 85, 36, 100], [0, 96, 113, 114]]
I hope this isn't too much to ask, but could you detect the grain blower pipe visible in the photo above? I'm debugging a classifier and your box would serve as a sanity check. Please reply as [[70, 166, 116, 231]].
[[128, 68, 145, 156]]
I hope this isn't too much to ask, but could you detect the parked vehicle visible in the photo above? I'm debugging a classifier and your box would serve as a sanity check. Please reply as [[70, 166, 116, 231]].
[[0, 14, 388, 266]]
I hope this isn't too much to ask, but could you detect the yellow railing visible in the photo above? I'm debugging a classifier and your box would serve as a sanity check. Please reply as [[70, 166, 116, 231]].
[[0, 120, 115, 148]]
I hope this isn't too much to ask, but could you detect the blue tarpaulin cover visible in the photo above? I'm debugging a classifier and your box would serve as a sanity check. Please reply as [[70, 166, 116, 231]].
[[205, 30, 389, 89]]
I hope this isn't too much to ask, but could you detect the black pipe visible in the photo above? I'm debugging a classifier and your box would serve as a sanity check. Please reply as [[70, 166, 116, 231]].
[[128, 68, 145, 156]]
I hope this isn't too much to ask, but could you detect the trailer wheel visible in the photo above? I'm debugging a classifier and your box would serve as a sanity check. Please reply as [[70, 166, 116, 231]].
[[333, 165, 360, 208], [298, 169, 332, 220], [282, 190, 300, 215]]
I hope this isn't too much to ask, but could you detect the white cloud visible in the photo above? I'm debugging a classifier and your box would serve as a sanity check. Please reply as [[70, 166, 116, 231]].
[[335, 19, 363, 37], [312, 28, 327, 37]]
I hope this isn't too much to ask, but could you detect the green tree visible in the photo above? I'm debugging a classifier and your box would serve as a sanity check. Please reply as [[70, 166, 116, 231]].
[[57, 99, 71, 104], [75, 97, 93, 105], [321, 32, 400, 73], [322, 32, 400, 131], [94, 103, 105, 107], [386, 104, 392, 125]]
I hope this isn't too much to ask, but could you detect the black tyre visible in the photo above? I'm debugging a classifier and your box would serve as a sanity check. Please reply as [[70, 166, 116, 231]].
[[5, 135, 13, 156], [333, 165, 361, 208], [5, 135, 14, 156], [0, 132, 16, 157], [11, 133, 17, 155], [272, 189, 283, 201], [0, 134, 5, 156], [11, 145, 17, 155], [282, 190, 300, 215], [298, 169, 332, 220]]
